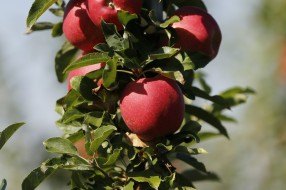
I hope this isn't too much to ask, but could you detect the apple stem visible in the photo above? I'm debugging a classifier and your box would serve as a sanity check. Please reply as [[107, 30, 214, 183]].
[[108, 2, 115, 9], [117, 69, 135, 76]]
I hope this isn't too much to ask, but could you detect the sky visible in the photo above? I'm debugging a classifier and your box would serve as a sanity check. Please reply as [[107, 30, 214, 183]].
[[0, 0, 268, 189]]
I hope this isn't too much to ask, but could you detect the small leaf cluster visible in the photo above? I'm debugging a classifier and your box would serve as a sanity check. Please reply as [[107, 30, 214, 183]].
[[21, 0, 255, 189]]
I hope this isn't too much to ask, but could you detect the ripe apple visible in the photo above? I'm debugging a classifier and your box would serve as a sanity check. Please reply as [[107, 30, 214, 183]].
[[170, 6, 222, 60], [68, 52, 105, 91], [86, 0, 143, 31], [74, 138, 93, 159], [62, 0, 105, 51], [119, 75, 185, 141]]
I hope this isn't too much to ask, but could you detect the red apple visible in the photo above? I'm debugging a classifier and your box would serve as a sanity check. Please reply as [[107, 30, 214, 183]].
[[68, 52, 105, 91], [74, 138, 93, 159], [86, 0, 143, 31], [171, 6, 222, 59], [62, 0, 105, 51], [119, 75, 185, 141]]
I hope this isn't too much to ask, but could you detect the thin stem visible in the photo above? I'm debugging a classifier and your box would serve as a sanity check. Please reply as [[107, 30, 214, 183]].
[[117, 69, 135, 76], [92, 160, 112, 181]]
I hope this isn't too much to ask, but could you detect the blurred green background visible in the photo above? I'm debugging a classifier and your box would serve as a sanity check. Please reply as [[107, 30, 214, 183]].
[[1, 0, 286, 189]]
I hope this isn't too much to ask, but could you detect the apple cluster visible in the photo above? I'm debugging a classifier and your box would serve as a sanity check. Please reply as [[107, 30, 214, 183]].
[[62, 0, 222, 141]]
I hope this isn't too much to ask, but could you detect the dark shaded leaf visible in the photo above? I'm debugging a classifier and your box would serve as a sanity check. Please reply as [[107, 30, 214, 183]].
[[49, 8, 64, 17], [26, 0, 58, 29], [176, 153, 207, 172], [188, 52, 212, 69], [26, 22, 53, 34], [185, 105, 229, 138], [168, 120, 201, 145], [55, 41, 78, 82], [0, 122, 25, 149], [181, 169, 220, 182], [0, 179, 7, 190], [101, 20, 129, 51], [191, 86, 230, 108], [174, 173, 195, 189], [22, 166, 55, 190], [51, 22, 63, 37], [173, 0, 207, 12], [159, 173, 176, 190], [195, 72, 212, 94]]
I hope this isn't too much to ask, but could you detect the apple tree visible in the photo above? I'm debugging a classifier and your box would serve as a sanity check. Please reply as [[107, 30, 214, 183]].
[[0, 0, 254, 189]]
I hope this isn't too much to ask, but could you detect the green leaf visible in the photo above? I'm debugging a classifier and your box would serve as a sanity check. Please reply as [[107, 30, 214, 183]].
[[123, 181, 134, 190], [102, 148, 122, 166], [51, 22, 63, 37], [43, 137, 78, 155], [195, 72, 212, 94], [198, 132, 222, 142], [174, 173, 195, 189], [26, 22, 53, 34], [159, 173, 176, 190], [49, 8, 64, 17], [103, 58, 118, 89], [176, 153, 207, 173], [160, 15, 180, 28], [168, 120, 201, 145], [90, 125, 117, 152], [70, 76, 99, 100], [127, 170, 161, 189], [118, 10, 138, 26], [185, 105, 229, 138], [191, 87, 230, 108], [175, 52, 195, 71], [0, 179, 7, 190], [101, 20, 129, 51], [148, 47, 179, 61], [0, 122, 25, 149], [84, 111, 105, 128], [61, 108, 85, 124], [212, 87, 255, 113], [26, 0, 58, 29], [64, 52, 110, 73], [44, 156, 91, 170], [22, 166, 55, 190], [220, 87, 255, 98], [190, 148, 208, 155], [181, 169, 220, 182], [55, 41, 78, 82]]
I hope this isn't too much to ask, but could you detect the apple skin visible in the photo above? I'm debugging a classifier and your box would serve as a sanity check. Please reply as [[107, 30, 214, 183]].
[[86, 0, 143, 31], [74, 138, 93, 159], [171, 6, 222, 59], [68, 52, 105, 91], [62, 0, 105, 51], [119, 75, 185, 141]]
